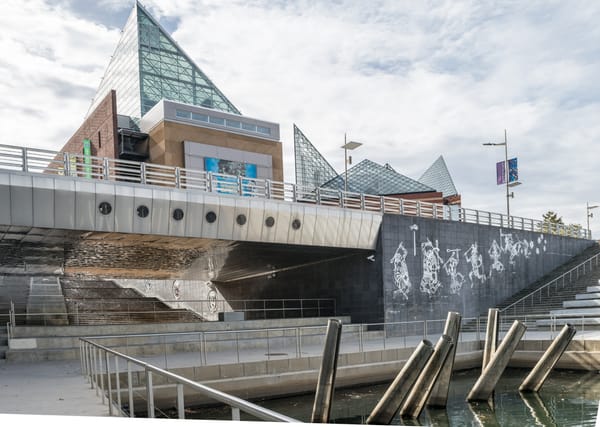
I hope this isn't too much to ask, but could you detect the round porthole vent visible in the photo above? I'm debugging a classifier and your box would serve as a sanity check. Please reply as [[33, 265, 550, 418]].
[[236, 214, 247, 225], [137, 205, 149, 218], [205, 211, 217, 223], [173, 208, 184, 221], [292, 219, 301, 230], [98, 201, 112, 215], [265, 216, 275, 227]]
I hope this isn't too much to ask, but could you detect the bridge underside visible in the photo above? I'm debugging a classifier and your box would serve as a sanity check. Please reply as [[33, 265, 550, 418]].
[[0, 225, 368, 282]]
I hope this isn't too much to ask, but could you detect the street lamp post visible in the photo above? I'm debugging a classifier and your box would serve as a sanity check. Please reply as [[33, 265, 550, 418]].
[[483, 129, 520, 225], [587, 202, 598, 239], [341, 134, 362, 193]]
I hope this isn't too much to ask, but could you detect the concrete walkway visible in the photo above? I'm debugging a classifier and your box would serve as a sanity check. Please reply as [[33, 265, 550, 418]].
[[0, 359, 107, 416]]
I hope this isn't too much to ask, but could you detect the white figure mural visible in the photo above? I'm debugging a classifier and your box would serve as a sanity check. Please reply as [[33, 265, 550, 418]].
[[501, 231, 532, 265], [390, 242, 411, 300], [444, 248, 465, 294], [465, 243, 486, 287], [488, 239, 505, 276], [207, 281, 218, 313], [420, 238, 444, 296]]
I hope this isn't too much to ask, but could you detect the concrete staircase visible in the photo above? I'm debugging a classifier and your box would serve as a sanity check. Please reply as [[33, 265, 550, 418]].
[[496, 243, 600, 317], [544, 279, 600, 326], [26, 276, 69, 326], [61, 278, 203, 325]]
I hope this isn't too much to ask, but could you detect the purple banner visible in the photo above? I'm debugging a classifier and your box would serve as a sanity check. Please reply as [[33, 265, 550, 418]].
[[496, 161, 505, 185]]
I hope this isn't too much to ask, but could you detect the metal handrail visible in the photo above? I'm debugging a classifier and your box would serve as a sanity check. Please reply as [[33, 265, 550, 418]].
[[500, 252, 600, 314], [0, 142, 590, 239], [79, 338, 299, 422]]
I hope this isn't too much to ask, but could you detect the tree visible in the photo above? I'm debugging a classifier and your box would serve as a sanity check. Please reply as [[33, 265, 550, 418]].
[[542, 211, 563, 225], [539, 210, 564, 234]]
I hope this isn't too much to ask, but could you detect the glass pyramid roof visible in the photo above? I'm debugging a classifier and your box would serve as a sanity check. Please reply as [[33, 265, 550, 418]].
[[322, 159, 435, 195], [294, 124, 339, 190], [418, 155, 459, 197], [87, 1, 240, 120]]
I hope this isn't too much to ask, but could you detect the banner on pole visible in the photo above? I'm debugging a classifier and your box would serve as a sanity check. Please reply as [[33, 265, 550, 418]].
[[496, 161, 505, 185], [508, 157, 518, 183]]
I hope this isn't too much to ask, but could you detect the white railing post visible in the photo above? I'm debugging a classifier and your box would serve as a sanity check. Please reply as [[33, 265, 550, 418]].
[[103, 158, 110, 180], [291, 183, 296, 202], [175, 167, 181, 188], [339, 191, 344, 208], [360, 193, 365, 210], [380, 196, 385, 213], [21, 147, 28, 172], [207, 172, 213, 192], [417, 201, 421, 217], [265, 179, 271, 198], [63, 152, 70, 176], [399, 198, 404, 215], [140, 162, 146, 184], [316, 187, 321, 205]]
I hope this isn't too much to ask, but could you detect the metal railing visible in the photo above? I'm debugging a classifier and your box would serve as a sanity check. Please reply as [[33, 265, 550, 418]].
[[7, 297, 336, 327], [0, 143, 589, 239], [79, 313, 594, 376], [500, 252, 600, 316], [79, 338, 299, 421]]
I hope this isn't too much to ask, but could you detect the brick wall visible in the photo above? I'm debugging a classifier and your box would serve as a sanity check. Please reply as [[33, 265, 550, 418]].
[[59, 90, 118, 158]]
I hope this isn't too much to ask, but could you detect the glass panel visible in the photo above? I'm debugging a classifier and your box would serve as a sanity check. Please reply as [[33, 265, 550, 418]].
[[242, 122, 256, 132], [209, 116, 225, 125], [176, 109, 191, 119], [192, 112, 208, 122], [257, 126, 271, 135], [226, 119, 241, 129]]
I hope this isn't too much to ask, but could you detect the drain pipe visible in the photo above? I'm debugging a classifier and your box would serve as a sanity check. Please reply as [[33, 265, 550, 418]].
[[467, 320, 527, 402], [400, 334, 454, 419], [366, 339, 434, 424], [428, 311, 462, 408], [482, 308, 499, 371], [311, 318, 342, 423], [519, 323, 576, 393]]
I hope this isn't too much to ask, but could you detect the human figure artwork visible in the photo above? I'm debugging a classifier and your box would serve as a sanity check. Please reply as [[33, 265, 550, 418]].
[[444, 248, 465, 294], [420, 238, 444, 296], [488, 239, 505, 277], [501, 231, 531, 265], [172, 280, 181, 300], [207, 281, 218, 313], [390, 242, 411, 300], [465, 243, 486, 287]]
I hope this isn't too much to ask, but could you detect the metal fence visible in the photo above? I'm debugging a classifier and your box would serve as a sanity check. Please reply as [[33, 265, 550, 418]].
[[0, 143, 589, 239], [6, 297, 336, 327], [500, 252, 600, 316], [79, 338, 299, 421]]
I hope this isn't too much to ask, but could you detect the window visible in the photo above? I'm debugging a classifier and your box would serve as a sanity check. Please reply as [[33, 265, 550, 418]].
[[176, 109, 191, 119], [257, 126, 271, 135], [226, 119, 241, 129], [209, 116, 225, 125], [242, 122, 257, 132], [192, 112, 208, 122]]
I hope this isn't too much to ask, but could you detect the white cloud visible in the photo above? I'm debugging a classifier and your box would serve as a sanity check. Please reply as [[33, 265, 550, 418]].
[[1, 0, 600, 235]]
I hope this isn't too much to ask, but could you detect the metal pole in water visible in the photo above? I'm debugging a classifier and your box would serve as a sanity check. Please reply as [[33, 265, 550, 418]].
[[428, 311, 462, 408], [519, 323, 576, 392], [482, 308, 499, 371], [311, 318, 342, 423], [366, 339, 434, 424], [400, 334, 454, 419], [467, 320, 527, 402]]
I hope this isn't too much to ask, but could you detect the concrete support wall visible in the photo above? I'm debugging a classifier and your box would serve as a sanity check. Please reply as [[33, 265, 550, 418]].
[[381, 215, 593, 322]]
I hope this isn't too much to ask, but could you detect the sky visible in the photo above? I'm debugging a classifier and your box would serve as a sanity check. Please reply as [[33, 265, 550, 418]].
[[1, 0, 599, 236]]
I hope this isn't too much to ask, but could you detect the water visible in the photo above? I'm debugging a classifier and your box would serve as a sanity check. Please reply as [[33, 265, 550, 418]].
[[179, 368, 600, 425]]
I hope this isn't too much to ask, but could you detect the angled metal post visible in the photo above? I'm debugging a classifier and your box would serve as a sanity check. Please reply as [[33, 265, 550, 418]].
[[428, 311, 462, 407], [311, 319, 342, 423]]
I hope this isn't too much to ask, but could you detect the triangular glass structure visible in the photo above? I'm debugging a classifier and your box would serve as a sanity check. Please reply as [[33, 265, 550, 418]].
[[87, 1, 240, 119], [418, 155, 459, 197], [294, 124, 339, 190], [322, 159, 435, 195]]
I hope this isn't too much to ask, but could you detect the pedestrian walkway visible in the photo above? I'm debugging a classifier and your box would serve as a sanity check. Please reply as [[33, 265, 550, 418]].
[[0, 359, 107, 416]]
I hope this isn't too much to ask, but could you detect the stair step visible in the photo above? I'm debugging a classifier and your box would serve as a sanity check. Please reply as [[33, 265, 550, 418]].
[[563, 299, 600, 308], [551, 307, 600, 316]]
